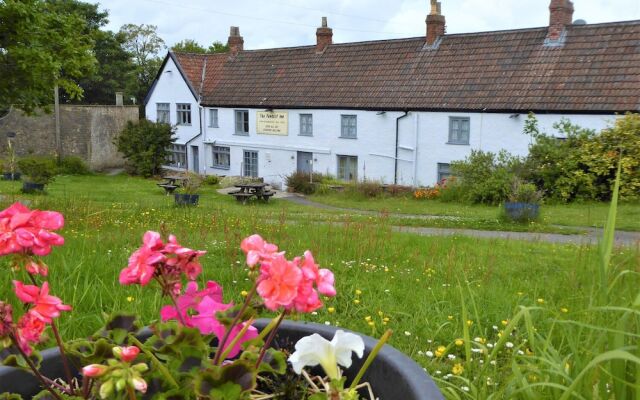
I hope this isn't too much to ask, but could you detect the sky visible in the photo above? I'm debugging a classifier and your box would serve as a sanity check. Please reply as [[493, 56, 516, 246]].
[[93, 0, 640, 50]]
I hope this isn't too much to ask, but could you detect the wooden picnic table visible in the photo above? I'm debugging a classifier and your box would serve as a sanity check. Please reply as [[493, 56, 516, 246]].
[[229, 183, 275, 204], [157, 175, 185, 195]]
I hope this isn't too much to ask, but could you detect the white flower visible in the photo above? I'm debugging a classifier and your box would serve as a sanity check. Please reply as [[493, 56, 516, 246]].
[[288, 330, 365, 380], [447, 354, 456, 360], [425, 351, 434, 358], [506, 342, 514, 348]]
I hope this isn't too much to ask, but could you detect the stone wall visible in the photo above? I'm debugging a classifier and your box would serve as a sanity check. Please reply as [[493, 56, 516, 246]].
[[0, 105, 138, 170]]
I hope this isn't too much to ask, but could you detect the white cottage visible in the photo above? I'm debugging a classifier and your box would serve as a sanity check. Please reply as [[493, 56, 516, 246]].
[[144, 0, 640, 188]]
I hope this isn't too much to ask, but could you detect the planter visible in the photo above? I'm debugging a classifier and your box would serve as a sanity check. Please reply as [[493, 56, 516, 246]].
[[0, 320, 443, 399], [504, 202, 540, 221], [2, 172, 21, 181], [174, 193, 199, 206], [21, 182, 45, 193]]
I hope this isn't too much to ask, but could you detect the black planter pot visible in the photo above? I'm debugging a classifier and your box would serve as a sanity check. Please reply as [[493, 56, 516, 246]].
[[22, 182, 45, 193], [0, 320, 443, 399], [2, 172, 21, 181], [174, 193, 199, 206], [504, 201, 539, 221]]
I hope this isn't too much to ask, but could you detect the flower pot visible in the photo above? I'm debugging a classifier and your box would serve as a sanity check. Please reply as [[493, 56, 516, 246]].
[[2, 172, 21, 181], [0, 320, 443, 399], [21, 182, 45, 193], [174, 193, 199, 206], [504, 202, 539, 222]]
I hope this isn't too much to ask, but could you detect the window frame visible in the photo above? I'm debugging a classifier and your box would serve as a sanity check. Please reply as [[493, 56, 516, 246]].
[[176, 103, 192, 126], [340, 115, 357, 139], [167, 144, 187, 168], [437, 163, 452, 183], [337, 155, 358, 182], [299, 114, 313, 136], [156, 103, 170, 124], [243, 150, 258, 178], [448, 116, 470, 145], [208, 109, 219, 128], [211, 146, 230, 169], [235, 110, 249, 135]]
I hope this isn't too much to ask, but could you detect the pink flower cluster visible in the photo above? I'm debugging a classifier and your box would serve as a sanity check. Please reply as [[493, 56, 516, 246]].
[[119, 231, 206, 288], [160, 281, 257, 358], [0, 202, 64, 261], [241, 234, 336, 313]]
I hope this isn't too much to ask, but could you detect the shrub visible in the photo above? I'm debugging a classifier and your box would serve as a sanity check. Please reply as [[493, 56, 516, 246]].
[[115, 120, 176, 177], [508, 179, 542, 204], [385, 184, 413, 197], [203, 174, 220, 185], [180, 172, 203, 195], [285, 171, 325, 194], [17, 156, 57, 184], [349, 179, 384, 198], [58, 156, 90, 175]]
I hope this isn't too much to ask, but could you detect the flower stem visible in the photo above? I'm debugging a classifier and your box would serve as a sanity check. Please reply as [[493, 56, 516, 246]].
[[51, 320, 75, 391], [213, 283, 257, 365], [10, 333, 65, 400], [129, 335, 179, 389], [126, 385, 136, 400], [255, 310, 287, 369], [348, 329, 392, 391], [217, 317, 255, 362]]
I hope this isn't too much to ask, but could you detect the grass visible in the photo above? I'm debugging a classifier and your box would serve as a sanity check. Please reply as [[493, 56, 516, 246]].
[[0, 174, 639, 398], [308, 190, 640, 231]]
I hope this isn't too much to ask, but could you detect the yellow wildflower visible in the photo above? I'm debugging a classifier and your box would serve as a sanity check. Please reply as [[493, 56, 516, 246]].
[[435, 346, 446, 358], [455, 339, 464, 347], [452, 363, 464, 375], [328, 307, 335, 313]]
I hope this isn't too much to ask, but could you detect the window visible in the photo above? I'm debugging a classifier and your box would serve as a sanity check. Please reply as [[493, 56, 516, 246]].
[[157, 103, 170, 124], [340, 115, 357, 138], [176, 104, 191, 125], [337, 155, 358, 181], [299, 114, 313, 136], [243, 150, 258, 177], [212, 146, 230, 169], [437, 163, 452, 183], [448, 117, 470, 144], [167, 144, 186, 168], [235, 110, 249, 135], [208, 109, 219, 128]]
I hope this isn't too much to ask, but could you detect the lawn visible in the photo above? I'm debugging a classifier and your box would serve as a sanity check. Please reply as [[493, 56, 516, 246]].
[[1, 174, 638, 398]]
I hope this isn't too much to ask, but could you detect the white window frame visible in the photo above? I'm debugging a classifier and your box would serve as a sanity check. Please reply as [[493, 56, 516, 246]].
[[340, 115, 357, 138], [299, 114, 313, 136], [212, 146, 230, 169], [157, 103, 170, 124], [337, 155, 358, 181], [208, 109, 219, 128], [167, 144, 186, 168], [176, 103, 192, 126], [243, 150, 258, 177], [448, 117, 470, 145], [235, 110, 249, 135]]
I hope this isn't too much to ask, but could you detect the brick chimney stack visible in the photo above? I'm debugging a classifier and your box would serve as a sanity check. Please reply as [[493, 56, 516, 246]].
[[228, 26, 244, 55], [548, 0, 574, 41], [316, 17, 333, 53], [426, 0, 445, 46]]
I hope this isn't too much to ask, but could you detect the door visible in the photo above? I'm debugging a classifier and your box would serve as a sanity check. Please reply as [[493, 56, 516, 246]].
[[191, 146, 199, 173], [297, 151, 313, 174], [243, 150, 258, 177]]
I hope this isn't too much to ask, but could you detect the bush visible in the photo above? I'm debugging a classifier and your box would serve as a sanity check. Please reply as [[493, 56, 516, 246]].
[[345, 179, 384, 198], [17, 156, 57, 184], [115, 120, 176, 177], [180, 172, 203, 195], [203, 175, 220, 185], [508, 179, 542, 204], [285, 172, 326, 194], [58, 156, 90, 175]]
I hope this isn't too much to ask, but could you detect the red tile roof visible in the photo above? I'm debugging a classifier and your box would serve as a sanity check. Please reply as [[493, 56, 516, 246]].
[[172, 21, 640, 113]]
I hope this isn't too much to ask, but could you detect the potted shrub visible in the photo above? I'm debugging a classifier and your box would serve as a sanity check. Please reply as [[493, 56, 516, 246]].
[[17, 156, 57, 193], [2, 139, 21, 181], [174, 171, 203, 206], [504, 179, 543, 222], [0, 205, 443, 399]]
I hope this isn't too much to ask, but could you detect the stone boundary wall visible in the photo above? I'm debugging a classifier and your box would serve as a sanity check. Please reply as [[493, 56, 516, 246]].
[[0, 105, 138, 170]]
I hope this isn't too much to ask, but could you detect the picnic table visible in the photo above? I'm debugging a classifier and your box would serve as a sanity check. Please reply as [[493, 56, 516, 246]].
[[157, 175, 185, 195], [228, 183, 275, 204]]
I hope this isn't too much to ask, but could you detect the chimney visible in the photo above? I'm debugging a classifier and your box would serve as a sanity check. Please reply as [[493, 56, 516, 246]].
[[115, 91, 123, 106], [426, 0, 445, 46], [547, 0, 574, 41], [316, 17, 333, 53], [228, 26, 244, 55]]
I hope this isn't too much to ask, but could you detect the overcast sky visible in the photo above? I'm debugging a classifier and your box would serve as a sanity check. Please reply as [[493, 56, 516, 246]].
[[93, 0, 640, 50]]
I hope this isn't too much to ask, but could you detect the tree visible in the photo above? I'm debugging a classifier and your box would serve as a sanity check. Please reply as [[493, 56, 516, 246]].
[[172, 39, 207, 53], [208, 41, 230, 53], [0, 0, 97, 113], [116, 120, 175, 177], [119, 24, 166, 106]]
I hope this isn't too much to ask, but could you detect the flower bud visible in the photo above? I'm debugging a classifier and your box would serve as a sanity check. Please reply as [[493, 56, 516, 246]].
[[131, 376, 148, 393], [99, 380, 114, 399], [132, 362, 149, 373], [82, 364, 108, 378], [113, 345, 140, 362], [115, 378, 127, 392]]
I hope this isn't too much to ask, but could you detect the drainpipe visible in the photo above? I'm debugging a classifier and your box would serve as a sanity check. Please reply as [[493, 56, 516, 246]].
[[394, 111, 409, 185]]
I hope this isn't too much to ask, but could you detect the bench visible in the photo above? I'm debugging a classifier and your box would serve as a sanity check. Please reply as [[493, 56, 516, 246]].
[[157, 183, 179, 195], [261, 190, 275, 201], [231, 192, 254, 204]]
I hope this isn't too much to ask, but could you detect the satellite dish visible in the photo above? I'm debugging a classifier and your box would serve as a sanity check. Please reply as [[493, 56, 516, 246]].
[[573, 19, 587, 25]]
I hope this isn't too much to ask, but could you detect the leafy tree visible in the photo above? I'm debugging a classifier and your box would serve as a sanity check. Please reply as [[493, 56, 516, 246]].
[[116, 120, 175, 177], [119, 24, 166, 106], [172, 39, 207, 53], [208, 41, 230, 53], [0, 0, 97, 113]]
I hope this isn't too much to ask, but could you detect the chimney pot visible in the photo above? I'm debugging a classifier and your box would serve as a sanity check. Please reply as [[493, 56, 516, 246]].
[[228, 26, 244, 55], [426, 0, 445, 46], [316, 17, 333, 53], [547, 0, 574, 41]]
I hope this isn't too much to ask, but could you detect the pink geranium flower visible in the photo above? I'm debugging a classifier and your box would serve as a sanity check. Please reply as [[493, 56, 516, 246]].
[[119, 231, 165, 286], [13, 281, 72, 323], [160, 281, 225, 327], [113, 346, 140, 362], [0, 203, 64, 257], [164, 235, 206, 280], [241, 234, 279, 267], [257, 254, 302, 310]]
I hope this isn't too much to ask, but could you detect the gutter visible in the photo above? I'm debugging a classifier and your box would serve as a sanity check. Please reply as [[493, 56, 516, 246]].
[[394, 111, 409, 185]]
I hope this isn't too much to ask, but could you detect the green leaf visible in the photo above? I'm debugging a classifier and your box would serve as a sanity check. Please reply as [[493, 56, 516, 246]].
[[93, 313, 140, 344], [215, 305, 256, 328]]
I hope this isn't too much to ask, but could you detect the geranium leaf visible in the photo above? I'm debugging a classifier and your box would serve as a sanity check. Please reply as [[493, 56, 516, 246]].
[[255, 348, 286, 375], [0, 393, 23, 400], [215, 305, 256, 327]]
